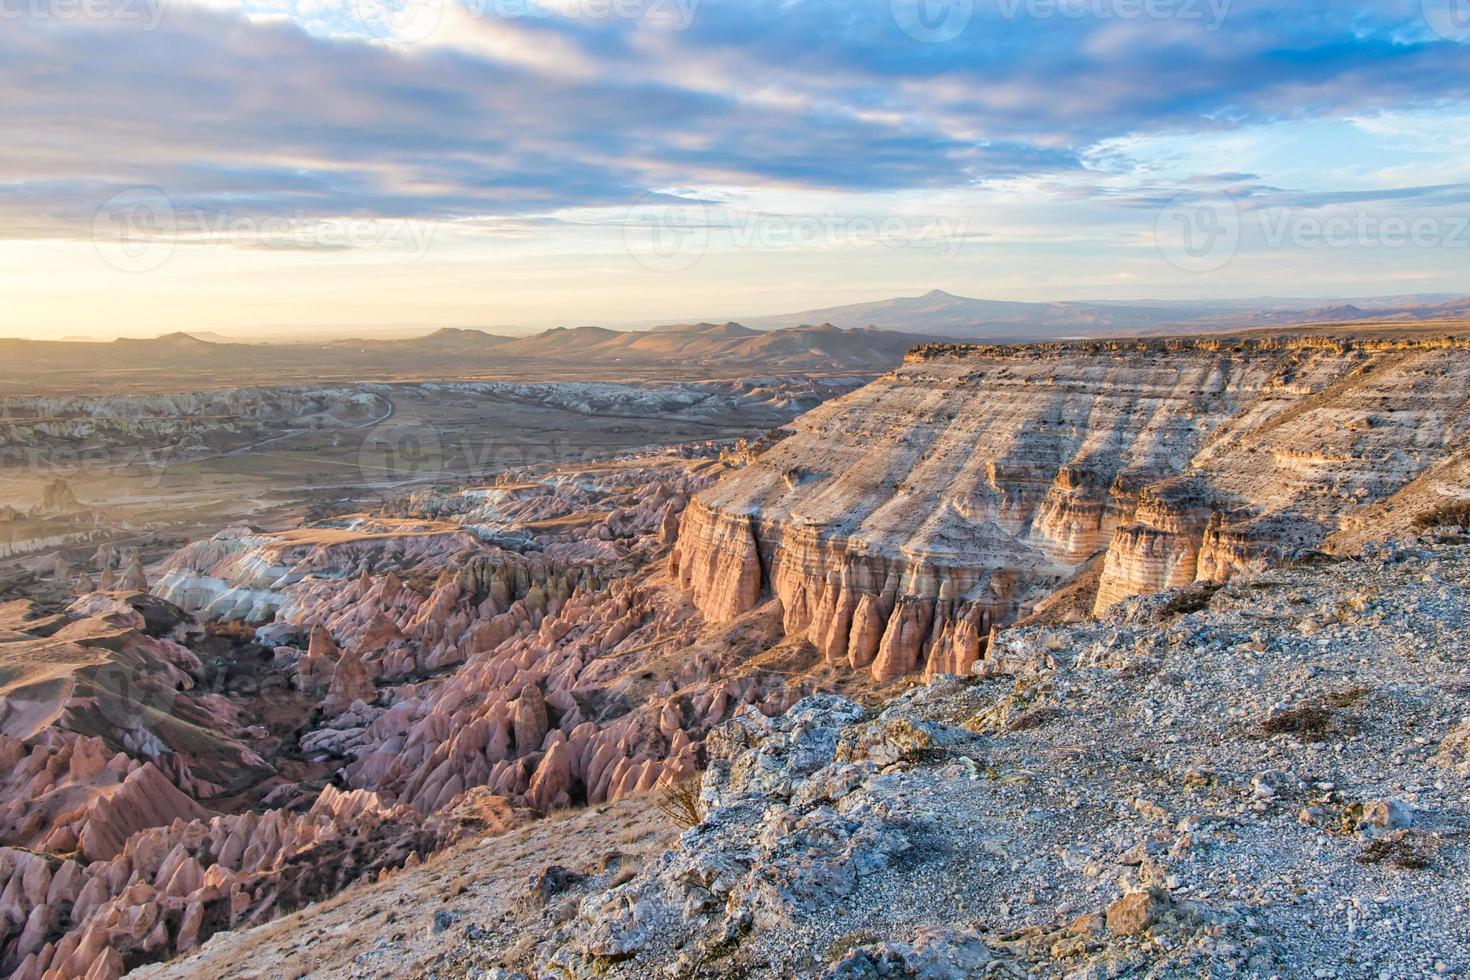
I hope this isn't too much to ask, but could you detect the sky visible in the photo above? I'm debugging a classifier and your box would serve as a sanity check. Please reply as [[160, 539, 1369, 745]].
[[4, 0, 1470, 339]]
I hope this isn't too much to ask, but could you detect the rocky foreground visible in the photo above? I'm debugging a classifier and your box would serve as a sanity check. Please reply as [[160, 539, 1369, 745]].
[[144, 538, 1470, 978]]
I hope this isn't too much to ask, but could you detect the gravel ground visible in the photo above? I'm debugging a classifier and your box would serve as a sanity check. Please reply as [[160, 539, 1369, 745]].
[[133, 796, 673, 980]]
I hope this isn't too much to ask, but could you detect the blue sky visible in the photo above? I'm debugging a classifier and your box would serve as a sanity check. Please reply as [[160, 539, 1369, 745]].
[[4, 0, 1470, 337]]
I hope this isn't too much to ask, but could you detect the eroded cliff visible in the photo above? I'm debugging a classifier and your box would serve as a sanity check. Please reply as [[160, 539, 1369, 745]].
[[674, 336, 1470, 678]]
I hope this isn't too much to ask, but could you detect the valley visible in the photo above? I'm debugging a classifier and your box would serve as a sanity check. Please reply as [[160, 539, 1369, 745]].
[[1, 324, 1469, 978], [0, 376, 864, 592]]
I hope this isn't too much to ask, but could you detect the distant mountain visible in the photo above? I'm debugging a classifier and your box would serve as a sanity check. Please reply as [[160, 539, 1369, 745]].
[[742, 289, 1470, 341], [743, 290, 1192, 339], [329, 327, 514, 353], [496, 326, 626, 358], [497, 322, 924, 369], [647, 321, 759, 337], [9, 293, 1468, 392], [117, 331, 219, 348], [177, 330, 241, 344], [0, 322, 926, 391]]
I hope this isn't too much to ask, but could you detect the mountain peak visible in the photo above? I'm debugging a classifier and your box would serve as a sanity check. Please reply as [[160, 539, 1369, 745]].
[[118, 331, 214, 346], [415, 327, 511, 347]]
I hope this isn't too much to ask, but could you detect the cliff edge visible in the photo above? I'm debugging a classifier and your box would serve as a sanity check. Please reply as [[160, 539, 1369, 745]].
[[674, 336, 1470, 679]]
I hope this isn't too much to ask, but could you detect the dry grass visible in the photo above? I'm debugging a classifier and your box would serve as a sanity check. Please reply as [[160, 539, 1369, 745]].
[[1413, 498, 1470, 530], [205, 620, 259, 643], [1157, 582, 1224, 619], [1358, 830, 1438, 870], [1260, 702, 1338, 741], [656, 778, 703, 829]]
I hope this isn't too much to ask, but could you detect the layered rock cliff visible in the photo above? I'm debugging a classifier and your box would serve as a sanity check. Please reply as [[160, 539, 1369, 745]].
[[674, 336, 1470, 678]]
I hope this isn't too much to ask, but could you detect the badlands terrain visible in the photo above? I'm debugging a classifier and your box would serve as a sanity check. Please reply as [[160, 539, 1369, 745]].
[[1, 325, 1469, 977], [0, 375, 863, 598]]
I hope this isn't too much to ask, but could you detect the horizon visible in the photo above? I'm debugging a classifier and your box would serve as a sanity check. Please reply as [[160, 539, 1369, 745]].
[[7, 286, 1470, 343], [8, 2, 1470, 339]]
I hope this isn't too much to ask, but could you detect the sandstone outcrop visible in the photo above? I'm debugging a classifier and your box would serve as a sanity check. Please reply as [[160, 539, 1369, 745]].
[[675, 336, 1470, 678], [0, 784, 444, 979]]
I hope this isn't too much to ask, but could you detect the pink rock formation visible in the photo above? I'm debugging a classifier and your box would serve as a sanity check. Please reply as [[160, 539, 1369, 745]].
[[78, 764, 212, 862], [118, 557, 149, 592], [0, 458, 807, 975], [0, 784, 444, 980], [322, 646, 375, 717], [671, 503, 761, 622], [296, 624, 341, 693]]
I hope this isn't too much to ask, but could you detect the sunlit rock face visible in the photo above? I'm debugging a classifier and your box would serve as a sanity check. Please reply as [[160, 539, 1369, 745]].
[[677, 337, 1470, 669]]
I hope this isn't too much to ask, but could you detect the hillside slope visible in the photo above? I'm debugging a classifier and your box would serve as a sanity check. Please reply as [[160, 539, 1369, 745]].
[[0, 324, 923, 393]]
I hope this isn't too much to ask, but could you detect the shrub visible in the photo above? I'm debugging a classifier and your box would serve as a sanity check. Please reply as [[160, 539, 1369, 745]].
[[1260, 702, 1337, 741], [657, 777, 703, 829], [1413, 499, 1470, 529]]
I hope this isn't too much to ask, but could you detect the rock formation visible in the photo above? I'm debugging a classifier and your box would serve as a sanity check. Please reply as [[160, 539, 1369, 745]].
[[0, 453, 832, 978], [12, 335, 1470, 978], [118, 556, 149, 592], [675, 336, 1470, 679], [34, 478, 82, 515], [122, 538, 1470, 980]]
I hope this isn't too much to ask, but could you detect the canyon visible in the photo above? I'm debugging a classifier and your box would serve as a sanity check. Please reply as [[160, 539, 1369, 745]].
[[0, 448, 830, 979], [148, 534, 1470, 978], [1, 328, 1468, 977]]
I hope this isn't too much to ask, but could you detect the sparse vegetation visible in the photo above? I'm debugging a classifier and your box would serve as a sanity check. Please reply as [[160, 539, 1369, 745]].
[[1157, 582, 1224, 618], [657, 778, 704, 829], [1358, 830, 1438, 870], [826, 929, 881, 963], [1259, 700, 1352, 741], [204, 619, 260, 643], [1413, 498, 1470, 530]]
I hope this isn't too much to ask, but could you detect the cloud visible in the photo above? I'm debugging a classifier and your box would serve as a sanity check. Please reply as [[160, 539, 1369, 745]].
[[2, 0, 1468, 247]]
